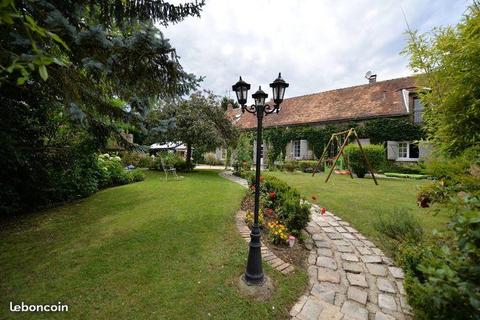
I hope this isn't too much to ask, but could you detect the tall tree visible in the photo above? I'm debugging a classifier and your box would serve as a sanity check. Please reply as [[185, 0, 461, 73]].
[[402, 2, 480, 156], [0, 0, 204, 214], [147, 92, 238, 167]]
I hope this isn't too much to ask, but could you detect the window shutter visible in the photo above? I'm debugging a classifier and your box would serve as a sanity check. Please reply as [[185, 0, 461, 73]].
[[387, 141, 398, 160], [300, 140, 308, 159]]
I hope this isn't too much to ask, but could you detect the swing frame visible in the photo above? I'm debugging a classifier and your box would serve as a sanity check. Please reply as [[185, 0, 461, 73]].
[[312, 128, 378, 185]]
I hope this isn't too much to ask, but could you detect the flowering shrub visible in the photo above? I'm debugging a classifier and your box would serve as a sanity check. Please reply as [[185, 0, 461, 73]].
[[97, 153, 144, 188], [244, 210, 264, 227], [267, 220, 289, 245]]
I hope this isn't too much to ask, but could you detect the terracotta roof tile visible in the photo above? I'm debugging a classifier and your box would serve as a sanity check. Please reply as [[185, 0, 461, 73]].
[[227, 76, 416, 129]]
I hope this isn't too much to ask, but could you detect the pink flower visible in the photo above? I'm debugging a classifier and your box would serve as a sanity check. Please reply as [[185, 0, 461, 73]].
[[288, 235, 296, 240]]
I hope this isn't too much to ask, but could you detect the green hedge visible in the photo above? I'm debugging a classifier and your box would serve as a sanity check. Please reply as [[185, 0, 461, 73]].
[[344, 144, 385, 178], [150, 153, 195, 172]]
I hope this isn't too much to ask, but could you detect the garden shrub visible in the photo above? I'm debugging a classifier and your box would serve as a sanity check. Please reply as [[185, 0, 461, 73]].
[[120, 151, 153, 168], [374, 209, 423, 244], [399, 198, 480, 320], [97, 154, 145, 188], [397, 146, 480, 320], [344, 144, 386, 178], [380, 161, 425, 174], [151, 153, 195, 172], [203, 152, 224, 166], [248, 174, 311, 236]]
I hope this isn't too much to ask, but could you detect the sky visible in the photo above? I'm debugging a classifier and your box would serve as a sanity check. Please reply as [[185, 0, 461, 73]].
[[163, 0, 469, 100]]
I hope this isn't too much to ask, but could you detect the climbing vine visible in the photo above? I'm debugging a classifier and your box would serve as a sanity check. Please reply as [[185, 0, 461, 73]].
[[260, 117, 425, 165]]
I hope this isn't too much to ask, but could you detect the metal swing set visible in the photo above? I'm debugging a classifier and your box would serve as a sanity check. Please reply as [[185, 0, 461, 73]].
[[312, 128, 378, 185]]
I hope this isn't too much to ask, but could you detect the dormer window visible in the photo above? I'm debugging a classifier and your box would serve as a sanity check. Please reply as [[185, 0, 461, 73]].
[[413, 97, 424, 124]]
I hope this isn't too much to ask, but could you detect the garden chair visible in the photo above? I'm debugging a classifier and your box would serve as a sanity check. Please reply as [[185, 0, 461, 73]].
[[160, 157, 179, 180]]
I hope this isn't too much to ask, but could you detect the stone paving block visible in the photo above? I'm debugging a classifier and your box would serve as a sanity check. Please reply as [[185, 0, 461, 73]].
[[306, 225, 321, 235], [348, 286, 368, 305], [341, 300, 369, 320], [322, 227, 336, 233], [308, 253, 317, 265], [317, 267, 341, 283], [378, 294, 397, 311], [371, 247, 384, 256], [363, 240, 376, 247], [388, 267, 405, 279], [346, 226, 358, 233], [296, 296, 324, 320], [282, 265, 295, 274], [269, 258, 284, 268], [335, 226, 347, 233], [339, 221, 350, 226], [316, 256, 338, 270], [346, 272, 368, 287], [349, 240, 365, 247], [333, 240, 350, 246], [343, 233, 356, 240], [375, 311, 395, 320], [312, 233, 326, 241], [357, 246, 372, 255], [317, 302, 343, 320], [277, 262, 290, 271], [326, 232, 343, 240], [263, 254, 276, 262], [342, 253, 360, 262], [357, 234, 367, 240], [382, 256, 394, 266], [317, 220, 330, 227], [360, 255, 382, 263], [343, 262, 364, 273], [366, 263, 387, 276], [311, 283, 336, 304], [315, 240, 331, 248], [377, 278, 396, 293], [396, 280, 405, 295], [317, 248, 334, 257], [337, 245, 354, 253], [290, 295, 308, 317]]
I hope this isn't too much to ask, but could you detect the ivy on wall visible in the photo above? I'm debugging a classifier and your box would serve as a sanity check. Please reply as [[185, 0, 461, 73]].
[[258, 117, 425, 164]]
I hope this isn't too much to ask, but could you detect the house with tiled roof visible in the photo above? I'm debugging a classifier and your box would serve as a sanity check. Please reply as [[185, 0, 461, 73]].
[[219, 75, 429, 166]]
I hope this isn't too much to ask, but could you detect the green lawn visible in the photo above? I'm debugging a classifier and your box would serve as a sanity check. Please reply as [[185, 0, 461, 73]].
[[0, 170, 306, 320], [268, 171, 450, 253]]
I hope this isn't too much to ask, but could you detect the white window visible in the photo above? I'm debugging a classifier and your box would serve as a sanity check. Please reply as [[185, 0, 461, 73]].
[[397, 142, 419, 160], [398, 142, 408, 158], [413, 97, 424, 124], [293, 140, 301, 158]]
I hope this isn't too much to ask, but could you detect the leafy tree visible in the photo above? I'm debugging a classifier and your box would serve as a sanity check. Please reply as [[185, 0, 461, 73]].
[[0, 0, 204, 214], [147, 92, 238, 168], [402, 3, 480, 156]]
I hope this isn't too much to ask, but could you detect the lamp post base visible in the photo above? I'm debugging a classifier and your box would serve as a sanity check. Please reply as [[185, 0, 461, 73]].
[[238, 274, 274, 300]]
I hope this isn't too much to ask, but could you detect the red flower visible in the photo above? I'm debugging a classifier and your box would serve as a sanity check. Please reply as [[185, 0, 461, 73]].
[[269, 191, 276, 200], [265, 208, 274, 216], [321, 207, 326, 215]]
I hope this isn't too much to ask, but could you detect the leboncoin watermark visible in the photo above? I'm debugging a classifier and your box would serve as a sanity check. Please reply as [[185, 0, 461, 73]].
[[10, 301, 69, 313]]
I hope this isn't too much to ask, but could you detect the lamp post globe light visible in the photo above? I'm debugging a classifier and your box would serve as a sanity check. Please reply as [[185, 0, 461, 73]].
[[232, 73, 289, 285]]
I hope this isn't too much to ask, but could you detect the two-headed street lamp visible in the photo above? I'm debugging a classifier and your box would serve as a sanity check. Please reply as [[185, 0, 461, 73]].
[[232, 73, 289, 285]]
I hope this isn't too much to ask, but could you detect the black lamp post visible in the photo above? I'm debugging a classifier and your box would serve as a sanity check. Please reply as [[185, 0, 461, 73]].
[[232, 73, 289, 285]]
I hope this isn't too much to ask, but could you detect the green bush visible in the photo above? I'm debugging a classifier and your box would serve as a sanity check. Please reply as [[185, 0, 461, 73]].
[[380, 161, 425, 174], [344, 144, 386, 178], [399, 198, 480, 320], [297, 160, 318, 173], [97, 154, 144, 188], [374, 209, 423, 244], [203, 152, 224, 166], [248, 174, 311, 236], [151, 153, 195, 172]]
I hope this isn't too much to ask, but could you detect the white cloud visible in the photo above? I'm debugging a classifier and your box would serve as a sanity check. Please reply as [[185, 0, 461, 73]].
[[163, 0, 469, 99]]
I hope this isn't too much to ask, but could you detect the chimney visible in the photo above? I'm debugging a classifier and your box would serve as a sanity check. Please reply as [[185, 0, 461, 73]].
[[368, 74, 377, 84]]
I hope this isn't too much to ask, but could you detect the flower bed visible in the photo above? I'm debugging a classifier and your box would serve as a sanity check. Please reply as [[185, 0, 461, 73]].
[[240, 173, 311, 266]]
